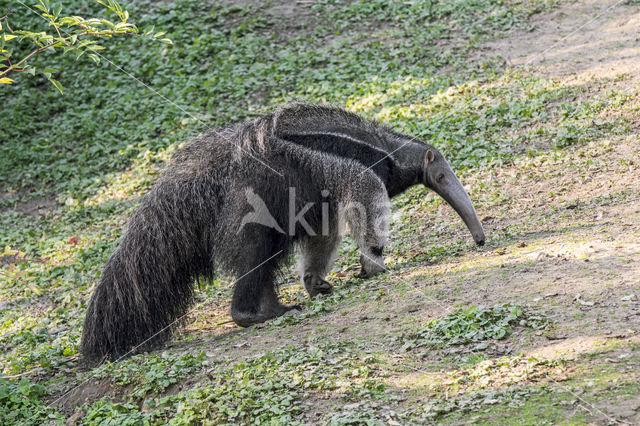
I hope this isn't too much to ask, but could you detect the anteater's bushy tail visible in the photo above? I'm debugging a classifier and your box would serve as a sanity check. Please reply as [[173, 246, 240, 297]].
[[80, 177, 215, 365]]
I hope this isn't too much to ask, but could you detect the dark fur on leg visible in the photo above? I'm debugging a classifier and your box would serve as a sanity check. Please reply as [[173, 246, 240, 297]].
[[228, 228, 300, 326], [297, 232, 340, 298]]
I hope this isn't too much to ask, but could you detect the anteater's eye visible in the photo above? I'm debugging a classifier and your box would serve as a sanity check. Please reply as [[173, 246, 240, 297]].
[[436, 173, 445, 183]]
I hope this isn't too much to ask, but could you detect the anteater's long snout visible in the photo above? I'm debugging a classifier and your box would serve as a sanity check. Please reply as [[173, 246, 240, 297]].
[[434, 172, 485, 246]]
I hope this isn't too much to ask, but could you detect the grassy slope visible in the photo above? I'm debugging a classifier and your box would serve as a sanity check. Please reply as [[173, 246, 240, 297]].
[[1, 0, 640, 423]]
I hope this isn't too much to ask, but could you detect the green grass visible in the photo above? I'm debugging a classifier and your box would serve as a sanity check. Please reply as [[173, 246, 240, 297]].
[[1, 0, 639, 423], [0, 378, 62, 424], [400, 304, 549, 351], [425, 350, 640, 424], [92, 352, 206, 398], [78, 341, 386, 424]]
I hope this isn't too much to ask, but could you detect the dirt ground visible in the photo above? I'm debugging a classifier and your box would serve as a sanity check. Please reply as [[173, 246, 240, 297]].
[[486, 0, 640, 83]]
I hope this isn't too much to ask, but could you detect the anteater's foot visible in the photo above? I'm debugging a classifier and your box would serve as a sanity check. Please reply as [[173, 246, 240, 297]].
[[303, 272, 333, 298], [357, 254, 386, 278], [231, 303, 302, 328]]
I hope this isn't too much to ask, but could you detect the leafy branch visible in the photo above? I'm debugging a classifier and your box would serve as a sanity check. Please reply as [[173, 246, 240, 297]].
[[0, 0, 172, 92]]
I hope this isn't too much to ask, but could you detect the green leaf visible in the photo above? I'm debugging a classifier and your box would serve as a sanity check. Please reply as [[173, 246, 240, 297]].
[[101, 19, 116, 29], [59, 16, 81, 26], [48, 78, 63, 93], [53, 4, 62, 19], [143, 25, 155, 36], [114, 22, 136, 32]]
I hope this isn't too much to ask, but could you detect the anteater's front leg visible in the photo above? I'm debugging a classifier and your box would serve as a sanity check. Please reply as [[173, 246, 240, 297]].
[[343, 172, 390, 279], [297, 230, 341, 298]]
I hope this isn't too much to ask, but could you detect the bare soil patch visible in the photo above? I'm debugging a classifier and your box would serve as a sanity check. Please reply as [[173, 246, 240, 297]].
[[0, 192, 58, 215], [486, 0, 640, 83]]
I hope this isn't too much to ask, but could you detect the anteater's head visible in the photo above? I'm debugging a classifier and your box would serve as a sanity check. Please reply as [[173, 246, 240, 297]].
[[421, 147, 485, 246]]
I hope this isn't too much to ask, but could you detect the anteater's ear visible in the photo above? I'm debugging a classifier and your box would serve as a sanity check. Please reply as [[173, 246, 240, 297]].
[[425, 149, 435, 164]]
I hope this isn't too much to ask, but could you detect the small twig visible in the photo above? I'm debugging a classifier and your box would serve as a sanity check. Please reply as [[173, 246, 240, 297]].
[[53, 23, 63, 39], [2, 368, 42, 379], [575, 403, 594, 417], [0, 44, 50, 78], [0, 28, 132, 79], [0, 10, 12, 22], [182, 319, 236, 333]]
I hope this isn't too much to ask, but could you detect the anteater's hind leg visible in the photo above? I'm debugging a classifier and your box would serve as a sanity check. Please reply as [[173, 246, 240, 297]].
[[297, 229, 341, 298], [230, 232, 299, 327]]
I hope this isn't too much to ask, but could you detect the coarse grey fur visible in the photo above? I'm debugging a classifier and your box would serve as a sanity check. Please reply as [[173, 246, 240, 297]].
[[81, 118, 390, 364], [81, 103, 484, 364]]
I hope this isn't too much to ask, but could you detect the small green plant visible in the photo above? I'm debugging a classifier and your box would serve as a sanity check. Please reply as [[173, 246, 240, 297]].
[[0, 378, 61, 424], [93, 352, 205, 398], [81, 342, 384, 424], [401, 304, 550, 350], [81, 399, 154, 424], [411, 385, 549, 422]]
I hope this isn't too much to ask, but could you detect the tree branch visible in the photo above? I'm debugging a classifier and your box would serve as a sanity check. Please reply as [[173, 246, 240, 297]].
[[0, 29, 133, 79], [0, 44, 50, 78], [0, 10, 13, 32]]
